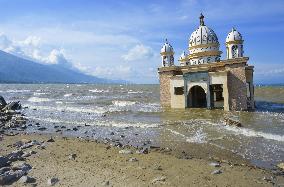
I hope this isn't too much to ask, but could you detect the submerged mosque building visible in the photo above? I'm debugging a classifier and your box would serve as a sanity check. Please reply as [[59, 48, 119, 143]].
[[158, 14, 254, 111]]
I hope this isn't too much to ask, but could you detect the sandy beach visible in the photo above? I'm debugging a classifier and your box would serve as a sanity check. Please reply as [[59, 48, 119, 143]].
[[1, 132, 284, 187]]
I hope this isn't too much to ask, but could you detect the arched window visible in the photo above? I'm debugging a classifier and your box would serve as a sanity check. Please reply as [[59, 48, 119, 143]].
[[232, 45, 238, 58]]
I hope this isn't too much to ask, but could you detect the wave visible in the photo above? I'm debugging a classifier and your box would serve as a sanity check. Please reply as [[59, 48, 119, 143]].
[[27, 97, 51, 103], [222, 124, 284, 142], [89, 89, 109, 93], [33, 92, 46, 96], [25, 104, 106, 114], [166, 128, 207, 143], [28, 116, 159, 128], [112, 100, 136, 107], [64, 93, 73, 97], [1, 89, 31, 93], [127, 90, 143, 94]]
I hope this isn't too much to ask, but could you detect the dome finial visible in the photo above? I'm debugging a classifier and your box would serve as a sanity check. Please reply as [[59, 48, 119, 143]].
[[199, 13, 205, 26], [165, 38, 168, 43]]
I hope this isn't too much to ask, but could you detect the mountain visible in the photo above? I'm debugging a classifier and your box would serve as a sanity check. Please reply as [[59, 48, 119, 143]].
[[0, 50, 119, 84]]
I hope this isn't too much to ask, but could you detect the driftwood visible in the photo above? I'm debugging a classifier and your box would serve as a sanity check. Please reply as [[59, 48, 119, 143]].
[[224, 117, 242, 127]]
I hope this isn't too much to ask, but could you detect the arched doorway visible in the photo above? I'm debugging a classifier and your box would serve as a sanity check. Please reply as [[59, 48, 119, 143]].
[[188, 85, 207, 108]]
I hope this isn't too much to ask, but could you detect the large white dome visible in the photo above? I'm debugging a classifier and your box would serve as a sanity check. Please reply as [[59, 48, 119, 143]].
[[187, 14, 221, 65], [189, 26, 219, 47], [226, 28, 242, 43]]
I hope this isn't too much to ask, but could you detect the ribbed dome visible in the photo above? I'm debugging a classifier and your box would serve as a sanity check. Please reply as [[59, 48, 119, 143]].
[[189, 26, 219, 47], [160, 40, 174, 53], [187, 14, 221, 65], [179, 51, 186, 60], [226, 28, 242, 43]]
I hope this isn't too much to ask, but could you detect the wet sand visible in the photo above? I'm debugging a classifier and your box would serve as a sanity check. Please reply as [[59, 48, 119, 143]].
[[1, 133, 284, 187]]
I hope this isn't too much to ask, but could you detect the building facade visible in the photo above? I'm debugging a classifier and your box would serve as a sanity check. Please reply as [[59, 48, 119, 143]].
[[158, 14, 254, 111]]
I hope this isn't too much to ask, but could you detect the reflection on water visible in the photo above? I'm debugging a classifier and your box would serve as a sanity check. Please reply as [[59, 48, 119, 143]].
[[0, 84, 283, 169]]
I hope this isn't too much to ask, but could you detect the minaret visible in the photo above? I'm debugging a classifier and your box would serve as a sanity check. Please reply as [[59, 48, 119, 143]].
[[160, 39, 174, 67], [226, 28, 244, 59]]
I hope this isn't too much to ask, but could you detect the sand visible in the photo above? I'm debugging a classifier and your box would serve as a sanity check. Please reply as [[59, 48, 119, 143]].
[[1, 133, 284, 187]]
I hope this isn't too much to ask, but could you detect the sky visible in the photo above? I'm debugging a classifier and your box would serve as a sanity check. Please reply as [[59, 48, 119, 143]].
[[0, 0, 283, 84]]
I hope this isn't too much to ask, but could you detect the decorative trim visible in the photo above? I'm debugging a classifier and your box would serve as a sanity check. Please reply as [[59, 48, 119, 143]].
[[189, 43, 219, 50], [225, 40, 243, 45], [160, 52, 174, 55], [188, 51, 222, 59]]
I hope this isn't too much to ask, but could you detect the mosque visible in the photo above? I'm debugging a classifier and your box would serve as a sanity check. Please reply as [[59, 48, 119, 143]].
[[158, 14, 254, 111]]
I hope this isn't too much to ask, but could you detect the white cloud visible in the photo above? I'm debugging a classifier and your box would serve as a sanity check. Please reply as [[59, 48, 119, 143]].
[[0, 33, 72, 68], [122, 44, 154, 61]]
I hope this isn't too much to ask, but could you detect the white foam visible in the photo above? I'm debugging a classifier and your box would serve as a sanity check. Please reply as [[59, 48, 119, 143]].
[[28, 116, 159, 128], [25, 104, 106, 114], [166, 128, 207, 144], [27, 97, 51, 103], [89, 89, 109, 93], [33, 92, 46, 96], [64, 93, 73, 97], [6, 89, 30, 93], [128, 91, 143, 94], [222, 125, 284, 142], [112, 100, 136, 107], [186, 128, 207, 143]]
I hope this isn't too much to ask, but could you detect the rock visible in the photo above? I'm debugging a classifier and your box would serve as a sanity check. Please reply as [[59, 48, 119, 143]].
[[47, 177, 59, 186], [29, 150, 37, 155], [119, 149, 132, 154], [102, 180, 110, 186], [6, 150, 24, 161], [68, 154, 77, 160], [38, 127, 47, 131], [209, 162, 221, 167], [31, 140, 41, 145], [128, 157, 138, 162], [22, 152, 31, 158], [211, 169, 222, 175], [11, 162, 32, 172], [2, 101, 21, 111], [224, 117, 242, 127], [136, 147, 149, 154], [19, 175, 35, 184], [20, 143, 33, 149], [277, 162, 284, 170], [153, 165, 163, 171], [0, 96, 7, 109], [0, 170, 25, 185], [47, 137, 55, 142], [0, 156, 9, 167], [0, 167, 10, 175], [151, 176, 167, 184]]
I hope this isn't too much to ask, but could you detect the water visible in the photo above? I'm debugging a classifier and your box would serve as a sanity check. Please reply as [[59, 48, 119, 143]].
[[0, 84, 284, 169]]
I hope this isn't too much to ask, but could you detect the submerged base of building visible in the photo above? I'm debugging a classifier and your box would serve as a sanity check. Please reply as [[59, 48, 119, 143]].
[[158, 57, 254, 111]]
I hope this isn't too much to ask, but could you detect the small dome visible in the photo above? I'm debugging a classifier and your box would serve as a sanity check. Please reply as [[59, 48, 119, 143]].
[[179, 51, 187, 60], [161, 39, 174, 53], [226, 28, 242, 43]]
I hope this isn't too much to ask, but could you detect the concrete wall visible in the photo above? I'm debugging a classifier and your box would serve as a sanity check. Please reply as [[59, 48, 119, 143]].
[[159, 71, 175, 107], [170, 77, 185, 108], [226, 65, 248, 110], [209, 71, 229, 111], [245, 68, 255, 109]]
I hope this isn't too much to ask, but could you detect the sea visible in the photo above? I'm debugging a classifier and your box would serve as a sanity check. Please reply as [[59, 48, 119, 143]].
[[0, 84, 283, 169]]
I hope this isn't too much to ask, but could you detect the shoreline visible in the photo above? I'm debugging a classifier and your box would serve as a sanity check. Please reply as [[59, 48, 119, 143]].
[[1, 132, 284, 186]]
